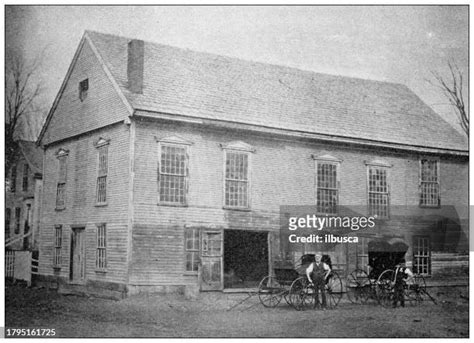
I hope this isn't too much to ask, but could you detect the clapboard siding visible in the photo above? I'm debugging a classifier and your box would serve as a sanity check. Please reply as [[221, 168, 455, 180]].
[[41, 39, 129, 146], [39, 120, 130, 283], [128, 119, 468, 285], [38, 222, 128, 283], [133, 120, 468, 213], [129, 224, 190, 285]]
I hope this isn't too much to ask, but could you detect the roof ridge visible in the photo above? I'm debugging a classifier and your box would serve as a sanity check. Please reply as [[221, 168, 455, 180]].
[[85, 30, 407, 88]]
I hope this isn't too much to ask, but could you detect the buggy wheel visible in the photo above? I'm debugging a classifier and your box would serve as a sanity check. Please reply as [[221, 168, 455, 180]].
[[376, 269, 394, 307], [289, 277, 313, 311], [405, 274, 426, 306], [326, 271, 343, 308], [258, 275, 283, 308], [346, 269, 372, 304]]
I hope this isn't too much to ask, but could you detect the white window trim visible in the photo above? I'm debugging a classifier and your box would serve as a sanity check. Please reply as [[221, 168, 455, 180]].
[[53, 225, 62, 269], [94, 138, 110, 206], [221, 141, 255, 210], [156, 136, 193, 206], [312, 154, 342, 215], [55, 149, 69, 210], [95, 223, 107, 272], [419, 157, 440, 208], [184, 227, 200, 274], [365, 159, 391, 218]]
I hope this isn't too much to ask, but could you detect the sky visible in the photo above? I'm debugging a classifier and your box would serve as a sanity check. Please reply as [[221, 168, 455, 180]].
[[4, 5, 469, 139]]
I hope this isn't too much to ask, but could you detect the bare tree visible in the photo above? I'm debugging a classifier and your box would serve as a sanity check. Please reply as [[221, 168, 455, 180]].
[[5, 55, 43, 174], [430, 62, 469, 136]]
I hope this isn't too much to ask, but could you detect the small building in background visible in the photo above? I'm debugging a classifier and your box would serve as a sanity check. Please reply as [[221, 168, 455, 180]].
[[5, 140, 44, 251]]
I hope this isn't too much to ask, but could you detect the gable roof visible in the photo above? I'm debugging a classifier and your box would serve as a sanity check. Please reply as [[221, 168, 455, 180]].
[[82, 31, 468, 154], [18, 140, 43, 174]]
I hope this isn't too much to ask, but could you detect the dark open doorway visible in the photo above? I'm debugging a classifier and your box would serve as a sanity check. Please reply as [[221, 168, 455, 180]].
[[223, 230, 268, 289]]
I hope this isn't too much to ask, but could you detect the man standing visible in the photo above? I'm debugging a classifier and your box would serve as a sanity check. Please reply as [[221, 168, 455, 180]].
[[306, 253, 331, 309], [392, 258, 414, 308]]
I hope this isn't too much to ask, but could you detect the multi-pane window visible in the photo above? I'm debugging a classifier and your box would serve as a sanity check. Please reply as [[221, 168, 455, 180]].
[[316, 161, 339, 214], [413, 236, 431, 275], [96, 145, 108, 204], [14, 207, 21, 234], [53, 225, 62, 268], [368, 166, 390, 218], [10, 165, 17, 193], [185, 229, 200, 272], [5, 208, 11, 239], [420, 159, 440, 207], [22, 163, 29, 192], [79, 78, 89, 101], [56, 153, 68, 209], [225, 151, 249, 208], [356, 237, 369, 272], [159, 144, 188, 204], [96, 224, 107, 271]]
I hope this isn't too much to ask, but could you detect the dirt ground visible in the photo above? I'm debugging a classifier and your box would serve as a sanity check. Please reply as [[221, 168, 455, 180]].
[[4, 283, 469, 338]]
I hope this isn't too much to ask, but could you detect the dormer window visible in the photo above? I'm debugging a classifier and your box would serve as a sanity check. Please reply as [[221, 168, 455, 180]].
[[79, 79, 89, 101]]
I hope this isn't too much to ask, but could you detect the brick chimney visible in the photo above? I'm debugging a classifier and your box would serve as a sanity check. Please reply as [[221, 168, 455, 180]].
[[127, 39, 144, 94]]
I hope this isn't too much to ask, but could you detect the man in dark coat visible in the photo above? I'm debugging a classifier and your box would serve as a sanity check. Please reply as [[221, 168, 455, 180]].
[[306, 253, 331, 309], [392, 258, 414, 308]]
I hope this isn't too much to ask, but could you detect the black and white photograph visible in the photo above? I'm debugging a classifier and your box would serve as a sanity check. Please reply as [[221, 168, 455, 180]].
[[3, 4, 469, 338]]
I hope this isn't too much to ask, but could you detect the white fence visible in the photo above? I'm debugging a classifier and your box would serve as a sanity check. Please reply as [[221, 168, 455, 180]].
[[6, 250, 15, 278], [5, 250, 37, 286]]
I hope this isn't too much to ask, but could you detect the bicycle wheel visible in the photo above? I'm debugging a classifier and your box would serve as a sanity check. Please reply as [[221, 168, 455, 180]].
[[258, 275, 284, 308], [326, 271, 343, 308], [346, 269, 372, 304], [376, 269, 394, 307]]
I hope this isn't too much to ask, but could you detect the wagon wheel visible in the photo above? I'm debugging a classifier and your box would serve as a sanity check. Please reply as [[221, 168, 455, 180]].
[[376, 269, 394, 307], [326, 271, 343, 308], [346, 269, 372, 304], [258, 275, 284, 308], [405, 274, 426, 306], [289, 277, 314, 311]]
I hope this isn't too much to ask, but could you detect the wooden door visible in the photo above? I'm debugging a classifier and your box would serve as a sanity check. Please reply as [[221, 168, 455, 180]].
[[70, 228, 85, 283], [200, 230, 223, 291]]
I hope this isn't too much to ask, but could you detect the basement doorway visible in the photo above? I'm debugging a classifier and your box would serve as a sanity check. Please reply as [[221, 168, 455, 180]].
[[223, 230, 268, 289]]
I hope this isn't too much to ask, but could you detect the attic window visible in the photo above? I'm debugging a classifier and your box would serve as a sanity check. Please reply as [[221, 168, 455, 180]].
[[79, 79, 89, 101]]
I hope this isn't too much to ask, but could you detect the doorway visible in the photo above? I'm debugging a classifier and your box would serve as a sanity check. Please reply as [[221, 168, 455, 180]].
[[223, 230, 268, 289], [70, 227, 86, 283]]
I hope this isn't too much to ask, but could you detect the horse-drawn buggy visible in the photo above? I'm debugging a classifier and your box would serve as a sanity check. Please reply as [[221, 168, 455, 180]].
[[345, 242, 435, 306], [258, 254, 343, 310]]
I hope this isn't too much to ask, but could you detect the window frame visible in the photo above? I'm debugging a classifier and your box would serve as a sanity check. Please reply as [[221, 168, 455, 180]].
[[365, 160, 392, 219], [53, 225, 62, 269], [22, 163, 29, 192], [95, 223, 107, 272], [55, 149, 69, 210], [221, 141, 255, 210], [413, 236, 431, 276], [10, 165, 17, 193], [5, 208, 11, 239], [156, 136, 193, 207], [94, 138, 110, 206], [79, 78, 89, 102], [312, 154, 342, 215], [14, 207, 21, 234], [419, 158, 440, 208], [184, 228, 200, 274]]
